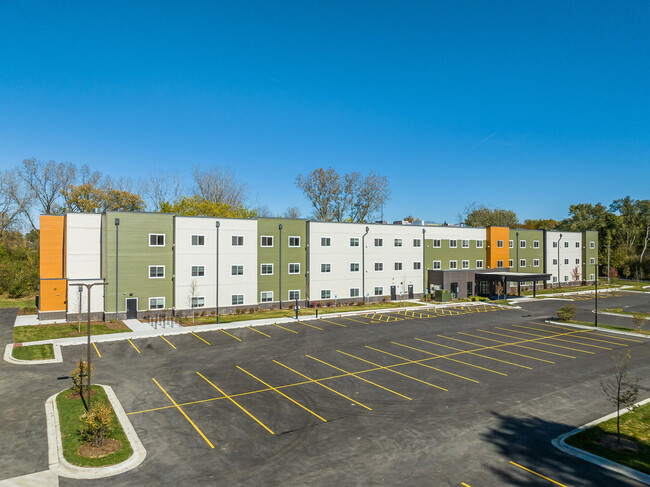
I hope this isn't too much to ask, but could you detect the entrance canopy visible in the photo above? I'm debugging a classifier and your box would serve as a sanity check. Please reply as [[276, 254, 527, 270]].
[[475, 271, 551, 297]]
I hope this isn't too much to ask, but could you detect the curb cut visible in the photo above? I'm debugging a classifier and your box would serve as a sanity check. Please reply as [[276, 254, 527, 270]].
[[4, 343, 63, 365], [552, 397, 650, 486], [46, 384, 146, 479], [544, 320, 650, 339]]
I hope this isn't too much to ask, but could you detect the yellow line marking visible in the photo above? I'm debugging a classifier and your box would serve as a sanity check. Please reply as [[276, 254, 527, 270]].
[[196, 372, 274, 435], [127, 339, 141, 353], [237, 366, 327, 422], [220, 329, 242, 341], [272, 323, 299, 334], [341, 316, 370, 325], [462, 331, 576, 359], [528, 323, 630, 346], [508, 325, 612, 350], [365, 346, 479, 383], [273, 360, 372, 411], [494, 327, 595, 354], [307, 355, 412, 400], [296, 321, 324, 330], [160, 335, 177, 349], [152, 378, 214, 448], [530, 322, 644, 343], [417, 337, 532, 369], [461, 483, 472, 487], [337, 350, 448, 391], [247, 326, 271, 337], [92, 342, 101, 358], [438, 335, 555, 364], [315, 318, 347, 327], [191, 332, 211, 344], [509, 461, 567, 486]]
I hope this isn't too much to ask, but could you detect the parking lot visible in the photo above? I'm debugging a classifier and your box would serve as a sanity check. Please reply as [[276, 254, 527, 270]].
[[2, 293, 650, 486]]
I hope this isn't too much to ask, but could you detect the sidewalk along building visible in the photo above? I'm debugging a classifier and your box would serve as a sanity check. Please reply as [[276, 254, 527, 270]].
[[37, 212, 599, 321]]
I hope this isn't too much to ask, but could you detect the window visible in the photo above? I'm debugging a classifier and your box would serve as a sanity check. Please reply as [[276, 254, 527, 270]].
[[350, 262, 360, 272], [231, 265, 243, 276], [413, 238, 421, 247], [350, 237, 359, 247], [288, 263, 300, 274], [433, 260, 441, 270], [395, 262, 403, 270], [288, 236, 301, 247], [476, 240, 483, 248], [413, 262, 421, 270], [575, 258, 580, 265], [461, 260, 469, 269], [590, 274, 595, 281], [191, 235, 205, 246], [433, 239, 441, 248], [564, 241, 569, 248], [553, 258, 558, 265], [374, 238, 383, 247], [533, 259, 540, 267], [261, 291, 273, 302], [321, 289, 331, 299], [590, 241, 595, 249], [149, 266, 165, 278], [321, 237, 331, 247], [462, 239, 469, 248], [497, 240, 504, 248], [374, 286, 383, 296], [508, 259, 514, 267], [288, 290, 300, 300], [509, 240, 514, 248], [564, 275, 569, 282], [497, 260, 504, 268], [261, 264, 273, 275], [564, 259, 569, 265], [350, 288, 360, 297], [149, 234, 165, 246], [590, 257, 595, 265], [321, 263, 331, 273], [449, 239, 457, 248], [520, 259, 526, 268], [533, 240, 539, 248], [261, 236, 273, 247], [149, 297, 164, 309], [553, 241, 558, 248], [232, 235, 244, 246], [191, 296, 205, 308], [231, 294, 244, 305], [552, 276, 558, 283], [449, 260, 457, 269], [374, 262, 383, 271], [191, 265, 205, 277], [520, 240, 526, 248], [476, 260, 484, 269], [394, 238, 402, 247], [575, 241, 580, 248]]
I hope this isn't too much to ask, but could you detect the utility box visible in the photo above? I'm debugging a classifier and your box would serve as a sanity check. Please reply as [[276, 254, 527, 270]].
[[434, 290, 451, 302]]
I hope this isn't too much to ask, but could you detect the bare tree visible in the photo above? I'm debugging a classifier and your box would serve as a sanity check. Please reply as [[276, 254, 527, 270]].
[[295, 167, 339, 221], [283, 206, 302, 219], [142, 171, 184, 211], [187, 279, 199, 324], [0, 170, 33, 237], [332, 172, 358, 222], [192, 166, 248, 208], [349, 171, 390, 223], [19, 159, 76, 224], [600, 351, 639, 444]]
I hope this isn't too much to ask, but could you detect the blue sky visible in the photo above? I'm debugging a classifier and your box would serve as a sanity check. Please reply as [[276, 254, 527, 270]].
[[1, 1, 648, 223]]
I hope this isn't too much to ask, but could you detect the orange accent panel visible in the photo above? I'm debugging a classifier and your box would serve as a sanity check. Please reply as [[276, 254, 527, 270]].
[[40, 215, 65, 278], [40, 279, 67, 312], [486, 226, 510, 269]]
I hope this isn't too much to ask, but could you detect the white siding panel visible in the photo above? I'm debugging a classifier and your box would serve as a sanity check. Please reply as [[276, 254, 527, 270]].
[[65, 214, 104, 313]]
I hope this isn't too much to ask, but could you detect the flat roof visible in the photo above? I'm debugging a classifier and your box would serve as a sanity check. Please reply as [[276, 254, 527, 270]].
[[476, 271, 551, 282]]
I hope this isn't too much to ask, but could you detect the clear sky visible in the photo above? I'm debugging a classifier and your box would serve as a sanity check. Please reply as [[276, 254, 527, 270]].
[[1, 1, 648, 223]]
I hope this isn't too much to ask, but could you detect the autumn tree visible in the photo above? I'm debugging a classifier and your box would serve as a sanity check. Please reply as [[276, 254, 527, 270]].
[[462, 203, 519, 228], [160, 195, 256, 219], [571, 265, 581, 284]]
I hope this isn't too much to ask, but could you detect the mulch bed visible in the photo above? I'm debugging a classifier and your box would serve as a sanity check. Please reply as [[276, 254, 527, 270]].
[[78, 438, 122, 458]]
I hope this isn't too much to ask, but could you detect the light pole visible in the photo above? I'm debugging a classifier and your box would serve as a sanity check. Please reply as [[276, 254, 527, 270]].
[[278, 223, 283, 309], [215, 221, 220, 324], [422, 228, 426, 301], [362, 226, 369, 303], [516, 231, 519, 272], [557, 233, 562, 289], [115, 218, 120, 321], [594, 262, 599, 328]]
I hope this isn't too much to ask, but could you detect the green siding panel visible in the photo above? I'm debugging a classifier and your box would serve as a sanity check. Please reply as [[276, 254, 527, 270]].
[[509, 229, 545, 272]]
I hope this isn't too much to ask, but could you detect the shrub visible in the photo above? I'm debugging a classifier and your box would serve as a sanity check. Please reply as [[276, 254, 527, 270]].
[[79, 401, 114, 447], [632, 313, 646, 330], [328, 300, 334, 307], [249, 307, 256, 313], [557, 304, 577, 322], [71, 360, 94, 395], [288, 304, 294, 310]]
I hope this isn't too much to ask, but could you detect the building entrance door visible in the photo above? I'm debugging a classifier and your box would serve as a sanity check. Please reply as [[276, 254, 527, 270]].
[[450, 282, 459, 299], [390, 285, 397, 300], [126, 298, 138, 319], [467, 282, 473, 297], [407, 284, 414, 299]]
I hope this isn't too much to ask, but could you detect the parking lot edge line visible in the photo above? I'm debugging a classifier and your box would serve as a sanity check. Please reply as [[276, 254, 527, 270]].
[[460, 331, 574, 359], [493, 327, 595, 354], [236, 366, 327, 422], [306, 355, 413, 400], [220, 329, 243, 341], [295, 321, 324, 330], [531, 322, 644, 342], [151, 378, 215, 448], [272, 323, 299, 334], [415, 337, 532, 370], [437, 335, 554, 364], [247, 326, 272, 338], [127, 339, 141, 353], [92, 342, 101, 358], [160, 335, 177, 349], [461, 483, 471, 487], [476, 329, 580, 358], [191, 332, 211, 344], [509, 461, 568, 486], [337, 350, 448, 392], [196, 372, 275, 435], [316, 318, 347, 327], [526, 323, 631, 346], [273, 360, 372, 411], [507, 326, 613, 349]]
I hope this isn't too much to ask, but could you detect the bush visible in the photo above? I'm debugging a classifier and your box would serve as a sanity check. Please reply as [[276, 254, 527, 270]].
[[328, 300, 334, 307], [79, 401, 114, 447], [632, 313, 646, 330], [557, 304, 577, 322], [71, 360, 94, 395], [249, 307, 256, 313], [288, 304, 294, 310]]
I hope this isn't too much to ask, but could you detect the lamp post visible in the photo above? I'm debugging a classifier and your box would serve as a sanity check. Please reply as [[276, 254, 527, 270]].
[[422, 228, 426, 301], [594, 262, 599, 328], [362, 226, 369, 303], [115, 218, 120, 321], [278, 223, 283, 309], [557, 233, 562, 289], [516, 231, 519, 272], [215, 221, 220, 324]]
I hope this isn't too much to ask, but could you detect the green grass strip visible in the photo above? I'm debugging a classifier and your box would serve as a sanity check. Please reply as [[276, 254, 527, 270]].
[[14, 323, 129, 343], [12, 343, 54, 360]]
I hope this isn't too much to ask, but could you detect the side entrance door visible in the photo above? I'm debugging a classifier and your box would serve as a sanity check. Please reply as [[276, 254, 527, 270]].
[[407, 284, 414, 299], [126, 298, 138, 319], [390, 285, 397, 300]]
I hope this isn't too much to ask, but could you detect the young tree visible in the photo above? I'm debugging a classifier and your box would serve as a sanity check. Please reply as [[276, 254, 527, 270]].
[[600, 351, 639, 444], [494, 281, 504, 300], [571, 265, 581, 285], [632, 313, 646, 331], [80, 401, 114, 447], [187, 279, 199, 324], [71, 360, 94, 396]]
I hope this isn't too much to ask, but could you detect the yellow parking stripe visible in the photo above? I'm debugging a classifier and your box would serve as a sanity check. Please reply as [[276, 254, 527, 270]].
[[416, 337, 532, 369], [494, 327, 595, 354], [315, 318, 347, 327], [92, 342, 101, 358], [152, 377, 214, 448], [338, 350, 448, 392], [530, 322, 644, 343], [527, 323, 630, 346], [273, 360, 372, 411], [220, 329, 243, 341], [438, 335, 555, 364], [196, 372, 274, 435], [247, 326, 271, 338], [462, 331, 576, 359], [237, 366, 327, 422], [160, 335, 177, 349], [127, 338, 141, 353], [296, 321, 324, 331], [341, 316, 370, 325], [272, 323, 299, 334], [508, 325, 612, 350], [191, 332, 211, 344], [509, 461, 567, 486]]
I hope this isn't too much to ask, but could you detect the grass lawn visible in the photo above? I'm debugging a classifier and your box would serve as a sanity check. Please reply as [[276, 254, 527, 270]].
[[14, 321, 129, 343], [566, 401, 650, 474], [603, 308, 650, 317], [561, 319, 650, 336], [12, 343, 54, 360], [0, 294, 37, 314], [56, 386, 133, 467], [610, 278, 650, 292]]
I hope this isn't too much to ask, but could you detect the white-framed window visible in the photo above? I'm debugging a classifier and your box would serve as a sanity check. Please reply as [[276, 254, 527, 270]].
[[508, 259, 514, 267], [553, 241, 558, 248], [261, 263, 273, 275], [590, 241, 595, 249], [433, 260, 441, 270], [509, 240, 514, 248], [149, 234, 165, 247], [520, 259, 526, 268], [191, 296, 205, 308], [476, 240, 483, 248], [575, 258, 580, 265], [394, 238, 402, 247], [575, 241, 580, 248], [553, 258, 558, 265], [321, 237, 331, 247], [413, 261, 422, 270], [590, 257, 595, 265], [149, 265, 165, 278], [564, 259, 569, 265], [564, 241, 569, 248], [288, 290, 300, 300], [191, 265, 205, 277], [231, 265, 243, 276], [533, 259, 540, 267], [533, 240, 540, 248], [232, 235, 244, 246], [374, 238, 383, 247], [288, 263, 300, 274], [590, 273, 595, 280], [461, 260, 469, 269], [261, 291, 273, 302], [520, 240, 526, 248], [413, 238, 421, 247], [231, 294, 244, 305], [350, 262, 360, 272], [321, 289, 331, 299], [552, 276, 558, 283], [497, 240, 504, 248], [261, 236, 273, 247], [462, 239, 469, 248], [497, 260, 504, 268], [395, 262, 403, 270], [374, 262, 383, 271], [449, 260, 457, 269], [449, 239, 457, 248], [191, 235, 205, 246], [321, 263, 331, 273], [350, 288, 360, 297], [374, 286, 383, 296], [564, 275, 569, 282], [433, 239, 441, 248], [288, 236, 301, 247], [350, 237, 359, 247], [149, 297, 165, 309], [476, 259, 483, 269]]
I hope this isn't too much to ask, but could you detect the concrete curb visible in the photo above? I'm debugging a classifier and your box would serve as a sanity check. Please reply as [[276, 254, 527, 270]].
[[593, 310, 650, 320], [3, 343, 63, 365], [46, 384, 146, 479], [545, 320, 650, 339], [552, 397, 650, 486]]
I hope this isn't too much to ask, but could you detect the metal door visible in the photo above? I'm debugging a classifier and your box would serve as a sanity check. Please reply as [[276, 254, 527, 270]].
[[450, 282, 459, 299], [390, 285, 397, 300], [126, 298, 138, 319], [407, 284, 414, 299]]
